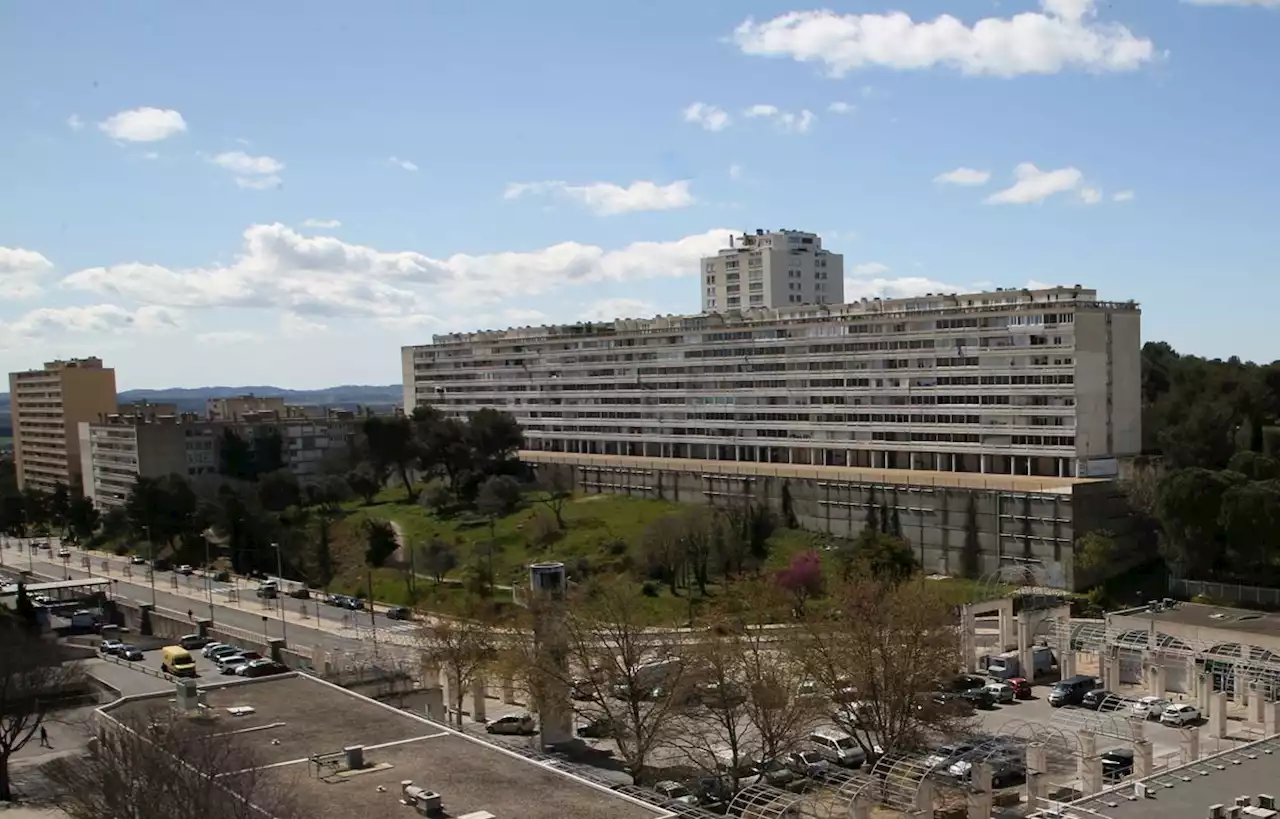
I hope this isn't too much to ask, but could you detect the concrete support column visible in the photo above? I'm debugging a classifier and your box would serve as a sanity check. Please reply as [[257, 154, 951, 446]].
[[998, 605, 1014, 651], [1181, 730, 1200, 765], [1234, 672, 1248, 702], [850, 797, 871, 819], [196, 618, 212, 638], [1018, 615, 1033, 678], [1266, 702, 1280, 736], [422, 687, 446, 723], [502, 675, 517, 705], [1060, 649, 1076, 681], [1199, 674, 1213, 713], [1249, 685, 1266, 724], [421, 660, 441, 689], [1134, 739, 1154, 778], [471, 677, 487, 723], [967, 763, 993, 819], [267, 638, 285, 663], [915, 778, 935, 814], [951, 453, 957, 472], [1149, 663, 1167, 698], [139, 603, 155, 636], [981, 454, 989, 474], [1210, 691, 1229, 739], [960, 605, 978, 673], [1078, 729, 1102, 795], [1025, 743, 1047, 806]]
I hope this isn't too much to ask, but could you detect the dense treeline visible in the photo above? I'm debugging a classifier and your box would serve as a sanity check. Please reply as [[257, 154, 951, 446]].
[[1137, 342, 1280, 585]]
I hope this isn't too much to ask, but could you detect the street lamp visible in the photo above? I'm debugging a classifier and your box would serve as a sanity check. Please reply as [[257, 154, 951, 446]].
[[145, 525, 157, 607], [270, 541, 286, 643], [203, 534, 215, 623]]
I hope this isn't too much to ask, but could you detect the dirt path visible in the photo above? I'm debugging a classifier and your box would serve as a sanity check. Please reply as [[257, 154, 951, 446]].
[[387, 519, 409, 565]]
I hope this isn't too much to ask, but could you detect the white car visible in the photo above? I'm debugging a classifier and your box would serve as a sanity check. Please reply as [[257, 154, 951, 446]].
[[983, 682, 1015, 704], [202, 642, 231, 658], [485, 713, 536, 735], [1130, 695, 1169, 720], [177, 564, 194, 575], [57, 548, 71, 558], [1160, 703, 1201, 727]]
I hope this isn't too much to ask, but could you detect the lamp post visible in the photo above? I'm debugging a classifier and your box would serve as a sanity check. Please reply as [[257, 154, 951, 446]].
[[203, 534, 215, 623], [144, 525, 157, 607], [271, 541, 286, 643]]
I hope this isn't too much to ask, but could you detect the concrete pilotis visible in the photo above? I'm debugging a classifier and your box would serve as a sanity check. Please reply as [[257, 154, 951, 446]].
[[501, 676, 517, 705], [1025, 744, 1047, 806], [1180, 730, 1200, 765], [1134, 740, 1153, 778], [1210, 691, 1229, 738], [471, 678, 487, 722], [1060, 648, 1076, 680], [967, 763, 993, 819], [915, 778, 935, 814], [1265, 701, 1280, 735], [1248, 685, 1266, 724], [1077, 729, 1102, 795]]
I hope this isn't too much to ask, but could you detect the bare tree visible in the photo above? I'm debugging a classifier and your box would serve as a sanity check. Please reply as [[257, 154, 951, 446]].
[[0, 623, 85, 802], [668, 621, 756, 789], [791, 577, 973, 758], [416, 606, 498, 726], [529, 470, 572, 530], [45, 710, 299, 819], [523, 580, 687, 784]]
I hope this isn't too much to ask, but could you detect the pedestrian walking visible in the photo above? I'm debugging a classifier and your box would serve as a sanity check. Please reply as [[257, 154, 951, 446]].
[[39, 726, 49, 748]]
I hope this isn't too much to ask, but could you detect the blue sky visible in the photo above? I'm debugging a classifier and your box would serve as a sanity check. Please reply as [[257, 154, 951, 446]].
[[2, 0, 1278, 389]]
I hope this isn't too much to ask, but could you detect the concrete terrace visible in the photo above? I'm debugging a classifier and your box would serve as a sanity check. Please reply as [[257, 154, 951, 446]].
[[101, 673, 668, 819]]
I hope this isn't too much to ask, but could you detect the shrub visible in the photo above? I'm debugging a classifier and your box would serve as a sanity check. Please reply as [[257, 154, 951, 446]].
[[641, 581, 660, 598]]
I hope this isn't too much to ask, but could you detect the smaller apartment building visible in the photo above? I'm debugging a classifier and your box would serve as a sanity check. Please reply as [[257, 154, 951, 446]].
[[79, 402, 364, 510]]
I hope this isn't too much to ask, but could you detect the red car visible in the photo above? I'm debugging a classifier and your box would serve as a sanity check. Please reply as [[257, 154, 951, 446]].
[[1007, 677, 1032, 699]]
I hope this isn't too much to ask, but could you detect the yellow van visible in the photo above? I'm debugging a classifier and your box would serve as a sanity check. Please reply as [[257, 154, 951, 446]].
[[161, 645, 197, 676]]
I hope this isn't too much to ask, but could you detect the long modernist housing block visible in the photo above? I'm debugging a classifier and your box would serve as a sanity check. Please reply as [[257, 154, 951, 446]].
[[403, 284, 1140, 480]]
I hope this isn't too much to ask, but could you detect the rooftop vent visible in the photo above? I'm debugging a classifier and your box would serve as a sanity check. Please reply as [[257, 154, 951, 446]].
[[1211, 806, 1227, 819], [1260, 796, 1276, 811], [400, 781, 444, 817], [344, 745, 365, 771]]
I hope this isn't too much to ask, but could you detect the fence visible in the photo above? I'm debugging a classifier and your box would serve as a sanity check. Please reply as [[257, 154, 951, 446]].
[[1171, 577, 1280, 608]]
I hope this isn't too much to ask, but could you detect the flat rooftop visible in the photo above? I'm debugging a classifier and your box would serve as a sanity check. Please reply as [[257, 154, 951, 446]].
[[521, 450, 1100, 495], [1113, 602, 1280, 639], [102, 674, 666, 819], [0, 578, 111, 595], [1068, 735, 1280, 819]]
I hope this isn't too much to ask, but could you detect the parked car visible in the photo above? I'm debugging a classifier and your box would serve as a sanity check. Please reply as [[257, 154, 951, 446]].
[[784, 750, 832, 779], [961, 688, 997, 710], [1006, 677, 1033, 699], [237, 659, 287, 678], [927, 691, 977, 717], [345, 597, 366, 611], [176, 564, 194, 576], [924, 742, 976, 771], [1160, 703, 1201, 727], [653, 781, 698, 807], [577, 716, 616, 738], [1101, 748, 1134, 781], [130, 555, 147, 565], [326, 594, 348, 607], [202, 642, 231, 658], [119, 644, 144, 661], [944, 674, 989, 693], [1048, 675, 1097, 707], [218, 651, 262, 674], [1082, 689, 1121, 711], [485, 713, 536, 735], [1130, 695, 1169, 720], [288, 587, 310, 600], [208, 645, 242, 663], [747, 757, 797, 789], [178, 633, 210, 650], [807, 727, 866, 768], [99, 639, 125, 656], [385, 606, 412, 620], [57, 548, 70, 558], [949, 749, 1026, 787], [983, 681, 1016, 704]]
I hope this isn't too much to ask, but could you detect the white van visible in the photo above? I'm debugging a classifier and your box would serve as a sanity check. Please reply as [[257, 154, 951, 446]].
[[807, 727, 867, 768]]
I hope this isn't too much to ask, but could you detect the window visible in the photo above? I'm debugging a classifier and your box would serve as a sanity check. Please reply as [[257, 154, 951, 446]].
[[705, 274, 715, 284], [727, 297, 741, 307], [749, 294, 764, 304]]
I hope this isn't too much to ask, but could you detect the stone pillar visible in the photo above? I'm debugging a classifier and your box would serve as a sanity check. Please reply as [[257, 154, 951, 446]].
[[1105, 653, 1121, 692], [998, 604, 1013, 651], [1078, 729, 1102, 795], [196, 618, 212, 638], [1210, 691, 1229, 739], [1249, 686, 1266, 724], [139, 603, 155, 636], [1060, 649, 1076, 681], [967, 763, 993, 819], [471, 677, 487, 723], [1017, 614, 1034, 679], [851, 797, 872, 819], [422, 687, 446, 722], [421, 661, 441, 689], [1025, 743, 1047, 806], [915, 778, 935, 814], [1181, 730, 1200, 765], [1149, 663, 1167, 697], [1234, 672, 1248, 703], [1266, 702, 1280, 736], [502, 675, 517, 705], [1199, 674, 1213, 713], [1134, 739, 1154, 778]]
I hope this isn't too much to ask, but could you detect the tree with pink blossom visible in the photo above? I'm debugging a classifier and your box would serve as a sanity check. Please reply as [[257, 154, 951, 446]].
[[775, 549, 823, 614]]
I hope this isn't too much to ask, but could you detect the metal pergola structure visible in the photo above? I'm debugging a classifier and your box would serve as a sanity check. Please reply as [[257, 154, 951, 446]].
[[726, 783, 806, 819]]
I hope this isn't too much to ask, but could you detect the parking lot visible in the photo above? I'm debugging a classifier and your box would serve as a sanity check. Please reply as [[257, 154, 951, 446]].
[[91, 634, 282, 690]]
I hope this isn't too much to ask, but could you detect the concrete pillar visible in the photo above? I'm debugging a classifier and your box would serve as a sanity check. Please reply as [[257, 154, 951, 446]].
[[139, 603, 154, 636], [1266, 702, 1280, 736], [1249, 686, 1266, 724], [1106, 653, 1122, 692], [267, 638, 285, 663], [1060, 649, 1076, 681], [1134, 740, 1153, 778], [196, 618, 212, 637], [998, 604, 1014, 651], [960, 605, 978, 673], [471, 677, 487, 723], [981, 454, 989, 474], [951, 453, 957, 472], [1199, 674, 1213, 713], [1234, 672, 1248, 702], [967, 763, 993, 819], [422, 687, 446, 722], [1210, 691, 1229, 739], [851, 797, 872, 819], [1149, 663, 1167, 697], [1181, 730, 1200, 765], [502, 676, 517, 705], [915, 778, 935, 814], [421, 661, 441, 689], [1078, 729, 1102, 795], [1025, 743, 1047, 805]]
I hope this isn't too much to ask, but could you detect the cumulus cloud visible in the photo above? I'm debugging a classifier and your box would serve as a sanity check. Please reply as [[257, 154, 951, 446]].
[[934, 167, 992, 186], [683, 102, 731, 132], [827, 101, 855, 114], [730, 0, 1157, 78], [0, 246, 56, 299], [59, 223, 735, 319], [196, 330, 262, 345], [503, 179, 696, 216], [743, 104, 817, 134], [844, 276, 966, 301], [208, 151, 284, 190], [98, 107, 188, 142], [3, 305, 182, 338], [388, 156, 419, 172], [985, 163, 1084, 204], [1078, 187, 1103, 205], [301, 219, 342, 229], [279, 313, 328, 336], [581, 298, 658, 322], [849, 262, 891, 276], [1112, 190, 1135, 202]]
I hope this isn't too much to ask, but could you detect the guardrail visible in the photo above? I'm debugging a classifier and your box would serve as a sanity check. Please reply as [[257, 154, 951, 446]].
[[100, 651, 178, 684]]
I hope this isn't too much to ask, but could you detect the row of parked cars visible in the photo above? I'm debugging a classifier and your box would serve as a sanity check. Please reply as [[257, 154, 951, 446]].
[[1048, 674, 1203, 726]]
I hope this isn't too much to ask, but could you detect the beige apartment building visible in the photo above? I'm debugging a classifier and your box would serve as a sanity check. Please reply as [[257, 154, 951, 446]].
[[403, 285, 1141, 479], [9, 357, 118, 493], [79, 402, 363, 510], [702, 228, 845, 312]]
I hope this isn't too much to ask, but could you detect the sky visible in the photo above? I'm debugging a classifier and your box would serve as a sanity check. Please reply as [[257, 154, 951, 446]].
[[2, 0, 1279, 390]]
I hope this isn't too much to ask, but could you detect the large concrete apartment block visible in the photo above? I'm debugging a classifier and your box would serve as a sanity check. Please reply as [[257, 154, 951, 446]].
[[9, 357, 118, 493]]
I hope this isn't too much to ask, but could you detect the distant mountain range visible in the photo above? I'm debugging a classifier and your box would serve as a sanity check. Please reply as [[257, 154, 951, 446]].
[[0, 385, 403, 436]]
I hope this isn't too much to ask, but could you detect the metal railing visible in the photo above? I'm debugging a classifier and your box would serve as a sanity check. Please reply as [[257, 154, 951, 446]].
[[1171, 577, 1280, 608]]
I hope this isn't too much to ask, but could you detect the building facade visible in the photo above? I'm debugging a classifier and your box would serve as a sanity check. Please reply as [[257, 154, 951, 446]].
[[78, 405, 363, 510], [402, 286, 1140, 480], [9, 357, 118, 493], [701, 228, 844, 312]]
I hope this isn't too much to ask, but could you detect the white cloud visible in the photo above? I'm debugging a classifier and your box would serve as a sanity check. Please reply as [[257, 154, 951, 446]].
[[844, 276, 965, 301], [0, 246, 55, 299], [934, 167, 992, 187], [1113, 189, 1135, 202], [730, 0, 1157, 78], [98, 107, 188, 142], [728, 164, 744, 181], [985, 163, 1084, 204], [197, 330, 262, 345], [581, 298, 657, 322], [743, 104, 817, 134], [60, 223, 735, 318], [208, 151, 284, 190], [827, 101, 855, 114], [66, 114, 84, 131], [302, 218, 342, 229], [850, 262, 891, 276], [503, 179, 696, 216], [4, 305, 182, 338], [1078, 187, 1103, 205], [279, 313, 328, 337], [683, 102, 731, 132], [388, 156, 419, 172]]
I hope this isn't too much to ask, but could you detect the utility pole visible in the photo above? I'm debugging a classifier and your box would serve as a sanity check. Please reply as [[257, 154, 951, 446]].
[[204, 535, 215, 623], [271, 542, 287, 643], [367, 568, 378, 658], [145, 525, 157, 607]]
